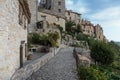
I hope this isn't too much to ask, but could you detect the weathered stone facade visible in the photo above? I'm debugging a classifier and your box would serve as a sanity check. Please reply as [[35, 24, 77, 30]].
[[11, 47, 61, 80], [0, 0, 30, 80], [39, 0, 65, 18], [81, 19, 95, 37], [38, 11, 65, 31], [94, 24, 104, 41], [38, 0, 66, 31], [65, 10, 81, 26], [27, 0, 38, 33]]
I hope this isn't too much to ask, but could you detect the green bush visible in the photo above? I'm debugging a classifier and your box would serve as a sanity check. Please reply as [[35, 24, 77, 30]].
[[57, 25, 63, 33], [76, 24, 83, 33], [78, 66, 107, 80], [91, 64, 120, 80], [90, 42, 115, 65], [65, 21, 75, 32], [76, 33, 88, 41], [31, 33, 40, 44]]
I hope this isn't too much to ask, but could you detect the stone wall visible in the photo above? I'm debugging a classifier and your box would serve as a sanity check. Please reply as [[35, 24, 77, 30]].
[[38, 12, 65, 31], [51, 0, 65, 18], [65, 10, 81, 26], [80, 19, 95, 37], [11, 46, 61, 80], [0, 0, 28, 80], [94, 24, 104, 41], [73, 48, 91, 67], [27, 0, 37, 33]]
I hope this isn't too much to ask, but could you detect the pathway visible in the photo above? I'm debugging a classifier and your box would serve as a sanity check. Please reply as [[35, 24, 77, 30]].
[[27, 47, 78, 80]]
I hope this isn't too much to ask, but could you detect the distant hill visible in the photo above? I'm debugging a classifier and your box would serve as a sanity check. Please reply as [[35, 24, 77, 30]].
[[115, 42, 120, 46]]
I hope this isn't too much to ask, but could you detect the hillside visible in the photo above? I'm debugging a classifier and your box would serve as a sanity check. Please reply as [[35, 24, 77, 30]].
[[115, 42, 120, 46]]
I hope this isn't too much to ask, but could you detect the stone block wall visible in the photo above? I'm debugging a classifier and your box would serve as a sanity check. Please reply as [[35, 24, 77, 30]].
[[11, 46, 61, 80], [94, 24, 104, 41], [0, 0, 27, 80], [65, 10, 81, 26], [73, 48, 91, 67], [38, 12, 65, 31], [51, 0, 65, 18], [27, 0, 37, 33]]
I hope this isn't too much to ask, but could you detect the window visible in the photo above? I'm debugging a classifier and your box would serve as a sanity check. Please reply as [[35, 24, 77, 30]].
[[58, 9, 61, 13], [41, 16, 46, 21], [58, 1, 61, 5]]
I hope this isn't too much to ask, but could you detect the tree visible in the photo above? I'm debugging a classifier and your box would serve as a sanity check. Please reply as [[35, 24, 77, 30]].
[[75, 24, 83, 34], [76, 33, 88, 41], [65, 21, 75, 32], [31, 33, 40, 44], [90, 42, 115, 65]]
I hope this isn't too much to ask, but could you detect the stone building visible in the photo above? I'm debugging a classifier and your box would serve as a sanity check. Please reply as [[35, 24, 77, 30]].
[[94, 24, 104, 41], [65, 10, 81, 26], [38, 11, 65, 31], [39, 0, 65, 17], [38, 0, 66, 31], [0, 0, 31, 80], [81, 19, 95, 37], [27, 0, 38, 33]]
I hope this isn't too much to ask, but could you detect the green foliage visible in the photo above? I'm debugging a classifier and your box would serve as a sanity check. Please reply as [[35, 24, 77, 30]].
[[67, 32, 75, 37], [28, 32, 60, 47], [90, 42, 115, 65], [47, 32, 60, 47], [87, 38, 97, 49], [91, 64, 120, 80], [57, 25, 63, 33], [65, 21, 75, 32], [32, 33, 40, 44], [39, 34, 49, 46], [48, 32, 60, 42], [76, 33, 88, 41], [76, 24, 83, 33], [78, 66, 107, 80]]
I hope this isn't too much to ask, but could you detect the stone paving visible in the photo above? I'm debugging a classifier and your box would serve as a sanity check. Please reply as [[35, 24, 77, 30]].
[[27, 47, 78, 80]]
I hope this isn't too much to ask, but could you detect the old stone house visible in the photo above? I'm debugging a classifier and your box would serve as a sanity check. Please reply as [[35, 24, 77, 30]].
[[65, 10, 81, 27], [27, 0, 66, 32], [0, 0, 31, 80], [38, 0, 66, 31], [81, 19, 95, 37], [37, 11, 65, 31]]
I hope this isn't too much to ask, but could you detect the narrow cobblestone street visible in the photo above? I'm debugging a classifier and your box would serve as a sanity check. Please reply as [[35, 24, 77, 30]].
[[27, 47, 78, 80]]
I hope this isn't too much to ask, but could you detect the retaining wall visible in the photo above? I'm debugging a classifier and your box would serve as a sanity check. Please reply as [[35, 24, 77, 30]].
[[11, 47, 61, 80]]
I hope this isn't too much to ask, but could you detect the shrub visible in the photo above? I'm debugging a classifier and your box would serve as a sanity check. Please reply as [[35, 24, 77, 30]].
[[91, 64, 120, 80], [90, 42, 115, 65], [76, 33, 88, 41], [32, 33, 40, 44], [78, 66, 107, 80], [57, 25, 63, 33], [76, 24, 83, 33], [65, 21, 75, 32]]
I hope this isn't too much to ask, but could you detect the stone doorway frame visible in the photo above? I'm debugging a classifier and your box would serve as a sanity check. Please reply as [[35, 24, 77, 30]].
[[20, 40, 26, 68]]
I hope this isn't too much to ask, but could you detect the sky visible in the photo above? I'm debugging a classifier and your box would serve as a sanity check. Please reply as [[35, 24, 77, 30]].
[[66, 0, 120, 42]]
